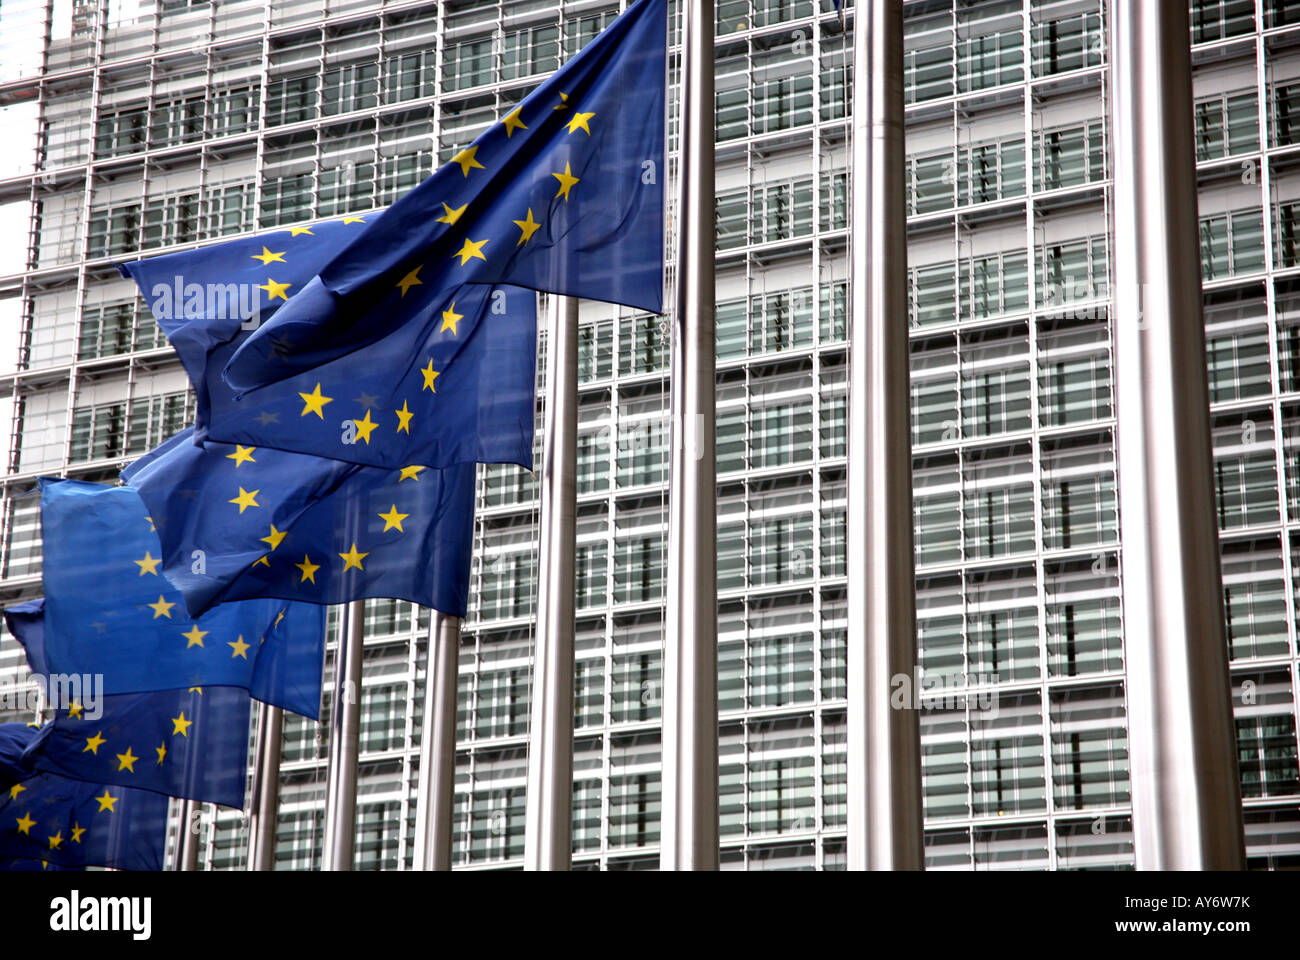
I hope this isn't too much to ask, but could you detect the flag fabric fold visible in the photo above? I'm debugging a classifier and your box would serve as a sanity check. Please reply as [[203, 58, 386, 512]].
[[116, 218, 363, 443], [120, 428, 475, 619]]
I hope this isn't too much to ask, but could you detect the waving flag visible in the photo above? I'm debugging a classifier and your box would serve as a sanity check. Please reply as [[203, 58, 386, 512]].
[[121, 428, 475, 618], [5, 596, 324, 720], [23, 687, 252, 809], [118, 227, 538, 470], [223, 0, 665, 395], [35, 478, 326, 704], [0, 723, 167, 871], [116, 217, 362, 442]]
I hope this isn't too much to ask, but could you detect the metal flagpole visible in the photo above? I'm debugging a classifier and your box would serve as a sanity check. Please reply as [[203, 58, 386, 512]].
[[524, 294, 580, 870], [177, 799, 200, 871], [322, 599, 365, 871], [246, 701, 284, 871], [845, 0, 924, 872], [1110, 0, 1245, 869], [415, 610, 461, 871], [661, 0, 718, 872]]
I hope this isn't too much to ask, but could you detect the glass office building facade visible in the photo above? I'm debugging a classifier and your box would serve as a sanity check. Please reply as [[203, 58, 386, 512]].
[[0, 0, 1297, 870]]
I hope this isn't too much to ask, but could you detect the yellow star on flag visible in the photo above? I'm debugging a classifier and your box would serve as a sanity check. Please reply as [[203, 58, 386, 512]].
[[339, 543, 369, 571], [148, 595, 176, 619], [437, 202, 467, 225], [252, 246, 286, 265], [566, 111, 595, 135], [421, 360, 439, 393], [70, 823, 85, 844], [553, 163, 580, 201], [67, 701, 83, 719], [9, 783, 25, 801], [299, 382, 334, 418], [229, 636, 251, 660], [441, 302, 463, 335], [352, 410, 378, 445], [229, 487, 260, 513], [502, 107, 528, 137], [134, 551, 161, 576], [172, 711, 193, 737], [451, 146, 485, 177], [288, 226, 314, 237], [155, 743, 167, 765], [342, 217, 366, 224], [452, 237, 489, 265], [261, 525, 287, 551], [379, 505, 409, 533], [48, 830, 64, 850], [395, 400, 414, 434], [554, 92, 570, 111], [514, 208, 541, 246], [398, 465, 426, 482], [182, 624, 208, 648], [397, 265, 424, 297], [83, 731, 106, 755], [226, 445, 257, 467], [297, 555, 321, 584], [15, 812, 35, 835], [95, 790, 117, 813], [115, 747, 138, 773], [258, 278, 292, 301]]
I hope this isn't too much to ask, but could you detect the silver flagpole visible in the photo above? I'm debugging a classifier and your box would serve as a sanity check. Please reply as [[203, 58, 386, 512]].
[[322, 599, 365, 871], [845, 0, 924, 872], [1110, 0, 1245, 869], [524, 294, 579, 871], [176, 798, 200, 871], [246, 701, 283, 871], [661, 0, 717, 872], [415, 610, 461, 870]]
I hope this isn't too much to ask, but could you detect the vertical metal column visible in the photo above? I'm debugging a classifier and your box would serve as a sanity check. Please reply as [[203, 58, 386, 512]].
[[177, 798, 201, 871], [661, 0, 718, 872], [524, 295, 580, 870], [322, 600, 365, 871], [415, 611, 461, 871], [246, 702, 283, 871], [846, 0, 924, 872], [1110, 0, 1246, 870]]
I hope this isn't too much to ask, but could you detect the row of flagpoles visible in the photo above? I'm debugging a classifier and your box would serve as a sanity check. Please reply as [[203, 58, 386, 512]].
[[498, 0, 1246, 872], [0, 0, 1249, 872]]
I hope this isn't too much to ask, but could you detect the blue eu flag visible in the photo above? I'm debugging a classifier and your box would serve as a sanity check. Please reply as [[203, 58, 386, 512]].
[[116, 217, 364, 444], [119, 218, 537, 468], [121, 428, 475, 618], [36, 478, 326, 705], [6, 601, 278, 809], [23, 687, 253, 809], [0, 724, 167, 871], [5, 597, 324, 720], [223, 0, 665, 396]]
